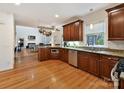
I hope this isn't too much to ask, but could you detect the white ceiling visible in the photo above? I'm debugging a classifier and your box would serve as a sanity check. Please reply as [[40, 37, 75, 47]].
[[0, 3, 112, 27]]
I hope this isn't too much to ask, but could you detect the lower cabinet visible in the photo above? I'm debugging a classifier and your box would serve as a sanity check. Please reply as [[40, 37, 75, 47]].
[[120, 79, 124, 89], [78, 51, 100, 76], [49, 48, 60, 59], [59, 48, 68, 63], [38, 48, 68, 62], [38, 48, 119, 82], [78, 51, 89, 71], [89, 53, 100, 76], [78, 51, 119, 79], [99, 55, 118, 81], [38, 48, 50, 61]]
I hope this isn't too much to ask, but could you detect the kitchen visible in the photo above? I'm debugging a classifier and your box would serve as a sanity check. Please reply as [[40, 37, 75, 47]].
[[38, 4, 124, 89], [0, 2, 124, 90]]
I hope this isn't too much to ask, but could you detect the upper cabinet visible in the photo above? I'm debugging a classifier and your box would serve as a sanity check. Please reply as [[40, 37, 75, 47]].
[[63, 20, 83, 41], [106, 4, 124, 40]]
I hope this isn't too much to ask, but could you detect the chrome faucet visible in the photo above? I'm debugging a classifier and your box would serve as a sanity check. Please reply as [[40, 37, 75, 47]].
[[91, 46, 95, 51]]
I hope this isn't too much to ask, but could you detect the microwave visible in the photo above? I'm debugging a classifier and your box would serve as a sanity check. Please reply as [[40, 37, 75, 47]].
[[51, 49, 59, 54]]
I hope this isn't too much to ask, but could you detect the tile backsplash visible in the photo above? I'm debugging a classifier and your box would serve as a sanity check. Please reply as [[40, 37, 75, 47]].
[[108, 41, 124, 50], [66, 41, 124, 50], [66, 41, 81, 47]]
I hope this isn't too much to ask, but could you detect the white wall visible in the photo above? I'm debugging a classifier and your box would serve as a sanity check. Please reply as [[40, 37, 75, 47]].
[[0, 12, 15, 71], [51, 27, 63, 45], [16, 25, 45, 47], [16, 25, 63, 47]]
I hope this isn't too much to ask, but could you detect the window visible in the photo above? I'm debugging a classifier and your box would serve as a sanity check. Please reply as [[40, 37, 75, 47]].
[[85, 21, 105, 46]]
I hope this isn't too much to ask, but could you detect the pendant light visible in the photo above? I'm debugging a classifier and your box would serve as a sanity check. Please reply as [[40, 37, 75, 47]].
[[90, 24, 93, 30], [89, 8, 94, 30]]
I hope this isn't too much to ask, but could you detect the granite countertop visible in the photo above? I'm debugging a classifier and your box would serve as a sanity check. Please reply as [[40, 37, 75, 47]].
[[38, 46, 124, 58], [61, 47, 124, 58], [38, 46, 61, 48]]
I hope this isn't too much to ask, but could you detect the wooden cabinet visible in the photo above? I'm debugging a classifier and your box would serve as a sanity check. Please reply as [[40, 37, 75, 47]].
[[78, 51, 99, 76], [78, 51, 89, 71], [120, 79, 124, 89], [99, 55, 118, 81], [78, 51, 119, 78], [49, 48, 60, 59], [38, 47, 120, 81], [38, 48, 50, 61], [70, 23, 75, 41], [75, 21, 83, 41], [89, 53, 100, 76], [59, 48, 68, 63], [63, 20, 83, 41], [106, 4, 124, 40], [63, 24, 71, 41], [38, 48, 60, 61]]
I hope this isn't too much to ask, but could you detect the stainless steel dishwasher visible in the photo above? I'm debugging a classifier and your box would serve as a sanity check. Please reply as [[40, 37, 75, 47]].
[[68, 50, 77, 67]]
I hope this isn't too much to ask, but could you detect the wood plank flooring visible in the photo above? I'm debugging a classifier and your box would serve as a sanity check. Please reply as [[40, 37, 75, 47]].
[[0, 49, 113, 89]]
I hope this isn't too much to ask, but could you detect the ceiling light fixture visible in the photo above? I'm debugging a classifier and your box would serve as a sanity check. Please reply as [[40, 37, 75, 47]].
[[89, 8, 94, 30], [38, 25, 60, 37], [55, 14, 59, 18], [90, 24, 93, 30], [15, 2, 21, 6]]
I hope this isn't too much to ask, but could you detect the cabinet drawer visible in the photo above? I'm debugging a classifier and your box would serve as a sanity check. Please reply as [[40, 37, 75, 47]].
[[100, 55, 119, 61], [120, 79, 124, 89]]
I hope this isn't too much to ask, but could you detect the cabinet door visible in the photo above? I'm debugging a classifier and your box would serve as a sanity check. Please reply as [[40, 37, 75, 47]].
[[63, 26, 68, 41], [120, 79, 124, 89], [59, 49, 68, 63], [38, 48, 50, 61], [100, 55, 117, 80], [108, 7, 124, 40], [63, 25, 71, 41], [63, 20, 83, 41], [45, 48, 50, 59], [59, 48, 64, 61], [74, 21, 80, 41], [78, 51, 89, 71], [89, 53, 100, 76], [67, 25, 71, 41], [70, 23, 75, 41], [100, 60, 112, 80], [63, 49, 68, 63], [38, 48, 46, 61]]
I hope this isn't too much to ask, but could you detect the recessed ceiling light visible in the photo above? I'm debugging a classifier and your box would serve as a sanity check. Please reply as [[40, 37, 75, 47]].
[[15, 2, 21, 6], [55, 14, 59, 18]]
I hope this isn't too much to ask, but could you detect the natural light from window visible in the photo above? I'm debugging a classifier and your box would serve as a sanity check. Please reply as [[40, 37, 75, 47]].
[[85, 20, 106, 47]]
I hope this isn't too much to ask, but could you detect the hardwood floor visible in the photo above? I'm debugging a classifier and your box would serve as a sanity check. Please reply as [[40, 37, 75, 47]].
[[0, 49, 113, 89]]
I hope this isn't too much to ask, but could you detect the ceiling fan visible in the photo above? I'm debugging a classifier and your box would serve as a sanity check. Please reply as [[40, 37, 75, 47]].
[[38, 25, 60, 36]]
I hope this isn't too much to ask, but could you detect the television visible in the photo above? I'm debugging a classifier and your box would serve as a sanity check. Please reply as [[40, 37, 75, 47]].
[[28, 36, 35, 40]]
